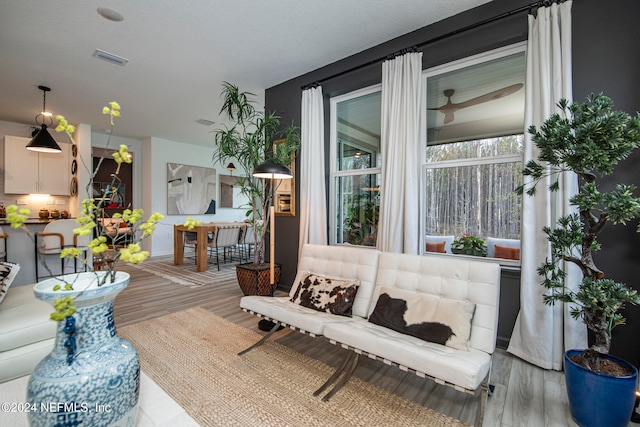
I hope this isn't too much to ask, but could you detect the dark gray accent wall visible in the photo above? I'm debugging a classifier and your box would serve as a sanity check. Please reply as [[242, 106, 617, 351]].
[[266, 0, 640, 366]]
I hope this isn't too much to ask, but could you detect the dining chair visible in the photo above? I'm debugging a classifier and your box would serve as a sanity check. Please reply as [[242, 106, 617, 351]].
[[208, 226, 241, 271], [34, 219, 91, 280], [183, 231, 213, 264], [239, 225, 256, 263]]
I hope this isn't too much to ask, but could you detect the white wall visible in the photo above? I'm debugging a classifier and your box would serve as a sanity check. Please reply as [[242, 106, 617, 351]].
[[143, 136, 246, 257]]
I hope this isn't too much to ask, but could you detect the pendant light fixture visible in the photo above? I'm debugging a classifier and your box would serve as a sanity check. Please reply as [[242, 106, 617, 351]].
[[26, 85, 62, 153]]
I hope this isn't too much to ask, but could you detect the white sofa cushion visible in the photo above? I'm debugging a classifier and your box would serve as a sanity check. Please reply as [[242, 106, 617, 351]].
[[373, 252, 500, 354], [240, 296, 355, 335], [0, 284, 56, 352], [0, 339, 54, 383], [323, 319, 491, 390]]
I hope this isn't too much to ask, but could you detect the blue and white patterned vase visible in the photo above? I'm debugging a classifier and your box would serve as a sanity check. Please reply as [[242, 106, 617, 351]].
[[27, 271, 139, 427]]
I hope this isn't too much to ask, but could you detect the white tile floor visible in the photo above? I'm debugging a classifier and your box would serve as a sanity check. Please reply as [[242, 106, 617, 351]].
[[0, 372, 199, 426]]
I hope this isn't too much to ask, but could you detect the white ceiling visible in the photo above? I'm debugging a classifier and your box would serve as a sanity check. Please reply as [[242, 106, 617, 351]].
[[0, 0, 491, 147]]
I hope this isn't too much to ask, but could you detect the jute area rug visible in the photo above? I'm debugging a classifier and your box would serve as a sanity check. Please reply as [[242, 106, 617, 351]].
[[119, 307, 468, 427], [128, 254, 237, 288]]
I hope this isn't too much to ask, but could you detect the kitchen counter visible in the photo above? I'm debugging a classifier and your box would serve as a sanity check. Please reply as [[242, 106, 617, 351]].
[[0, 217, 75, 225], [0, 219, 78, 286]]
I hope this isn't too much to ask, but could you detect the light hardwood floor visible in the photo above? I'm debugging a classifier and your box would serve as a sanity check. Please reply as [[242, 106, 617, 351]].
[[113, 262, 604, 427]]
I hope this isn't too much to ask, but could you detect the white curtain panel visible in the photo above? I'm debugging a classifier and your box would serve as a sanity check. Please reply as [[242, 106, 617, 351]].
[[298, 86, 328, 259], [508, 0, 586, 371], [377, 51, 423, 254]]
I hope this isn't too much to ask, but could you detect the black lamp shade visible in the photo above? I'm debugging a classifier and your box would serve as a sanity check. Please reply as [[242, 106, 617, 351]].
[[252, 163, 292, 179], [26, 124, 62, 153], [226, 162, 236, 171]]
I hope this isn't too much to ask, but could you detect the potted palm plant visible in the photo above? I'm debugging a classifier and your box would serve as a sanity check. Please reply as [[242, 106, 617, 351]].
[[212, 82, 300, 296], [518, 93, 640, 427]]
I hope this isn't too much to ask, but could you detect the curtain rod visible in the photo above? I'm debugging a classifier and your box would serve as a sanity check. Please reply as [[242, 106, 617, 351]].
[[300, 0, 559, 90]]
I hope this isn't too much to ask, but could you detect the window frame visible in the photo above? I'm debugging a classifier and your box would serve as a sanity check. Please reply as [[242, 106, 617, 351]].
[[420, 42, 526, 266], [329, 84, 382, 246]]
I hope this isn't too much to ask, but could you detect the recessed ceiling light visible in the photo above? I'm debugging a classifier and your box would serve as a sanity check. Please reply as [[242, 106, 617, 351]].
[[97, 7, 124, 22]]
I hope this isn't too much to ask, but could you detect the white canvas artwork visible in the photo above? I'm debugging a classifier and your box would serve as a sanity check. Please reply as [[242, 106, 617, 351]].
[[167, 163, 217, 215]]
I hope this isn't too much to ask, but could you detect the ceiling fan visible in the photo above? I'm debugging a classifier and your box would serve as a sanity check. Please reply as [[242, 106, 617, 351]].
[[428, 83, 523, 124]]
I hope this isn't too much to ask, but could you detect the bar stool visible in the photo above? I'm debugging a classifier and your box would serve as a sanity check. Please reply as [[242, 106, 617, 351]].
[[34, 220, 91, 281], [0, 226, 7, 262]]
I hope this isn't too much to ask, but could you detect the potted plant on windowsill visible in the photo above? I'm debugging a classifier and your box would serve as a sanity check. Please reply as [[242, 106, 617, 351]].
[[451, 234, 487, 257], [212, 82, 300, 296], [518, 93, 640, 427]]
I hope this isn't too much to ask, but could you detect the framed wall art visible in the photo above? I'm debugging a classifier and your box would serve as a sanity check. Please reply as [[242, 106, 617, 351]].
[[219, 174, 250, 209], [167, 163, 217, 215]]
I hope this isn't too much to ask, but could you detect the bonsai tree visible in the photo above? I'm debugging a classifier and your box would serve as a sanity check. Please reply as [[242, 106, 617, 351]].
[[518, 93, 640, 371], [212, 82, 300, 265]]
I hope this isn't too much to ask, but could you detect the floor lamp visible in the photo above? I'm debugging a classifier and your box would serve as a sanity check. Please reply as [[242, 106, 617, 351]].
[[252, 162, 293, 291]]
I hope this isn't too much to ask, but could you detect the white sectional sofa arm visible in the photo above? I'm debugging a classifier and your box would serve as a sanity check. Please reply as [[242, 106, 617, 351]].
[[0, 284, 56, 383]]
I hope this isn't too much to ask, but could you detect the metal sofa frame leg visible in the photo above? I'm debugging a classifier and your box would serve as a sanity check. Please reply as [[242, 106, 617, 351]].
[[313, 351, 360, 402], [313, 351, 358, 397], [237, 321, 281, 356], [474, 370, 492, 427]]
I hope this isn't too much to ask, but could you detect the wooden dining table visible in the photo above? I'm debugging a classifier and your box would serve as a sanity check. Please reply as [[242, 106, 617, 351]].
[[173, 222, 245, 272]]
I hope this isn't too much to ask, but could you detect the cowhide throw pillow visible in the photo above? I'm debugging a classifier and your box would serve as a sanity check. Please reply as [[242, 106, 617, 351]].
[[0, 262, 20, 304], [368, 286, 476, 350], [290, 273, 360, 317]]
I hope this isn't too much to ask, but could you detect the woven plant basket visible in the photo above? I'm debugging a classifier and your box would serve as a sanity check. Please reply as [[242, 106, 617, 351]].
[[236, 262, 281, 296]]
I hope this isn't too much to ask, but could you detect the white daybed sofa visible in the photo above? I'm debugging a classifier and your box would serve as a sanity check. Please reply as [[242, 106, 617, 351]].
[[240, 244, 501, 427]]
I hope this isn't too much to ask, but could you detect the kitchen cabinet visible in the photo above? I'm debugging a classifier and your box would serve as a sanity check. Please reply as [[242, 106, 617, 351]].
[[4, 135, 71, 195]]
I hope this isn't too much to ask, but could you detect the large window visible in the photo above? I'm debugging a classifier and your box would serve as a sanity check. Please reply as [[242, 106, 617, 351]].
[[329, 43, 526, 257], [423, 44, 526, 259], [330, 87, 381, 246], [424, 135, 523, 239]]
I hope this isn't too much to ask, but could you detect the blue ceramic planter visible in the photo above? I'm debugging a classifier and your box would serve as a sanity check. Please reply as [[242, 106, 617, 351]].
[[27, 272, 139, 427], [564, 349, 638, 427]]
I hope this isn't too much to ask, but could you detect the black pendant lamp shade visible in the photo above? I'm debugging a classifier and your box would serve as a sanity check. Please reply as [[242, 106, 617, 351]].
[[27, 123, 62, 153], [26, 85, 62, 153], [252, 163, 292, 180]]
